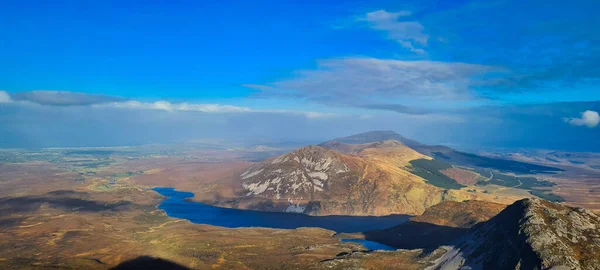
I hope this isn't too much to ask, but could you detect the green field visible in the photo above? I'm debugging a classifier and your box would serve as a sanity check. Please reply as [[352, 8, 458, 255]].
[[475, 171, 565, 202], [112, 171, 144, 178], [408, 159, 465, 190], [477, 172, 555, 190]]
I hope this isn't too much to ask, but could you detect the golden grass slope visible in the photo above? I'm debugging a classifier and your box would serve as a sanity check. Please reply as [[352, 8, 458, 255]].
[[236, 140, 483, 216], [348, 141, 480, 215], [0, 187, 412, 269]]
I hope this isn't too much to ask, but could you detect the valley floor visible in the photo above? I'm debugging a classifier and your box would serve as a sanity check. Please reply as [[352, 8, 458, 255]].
[[0, 158, 433, 269], [1, 146, 599, 269]]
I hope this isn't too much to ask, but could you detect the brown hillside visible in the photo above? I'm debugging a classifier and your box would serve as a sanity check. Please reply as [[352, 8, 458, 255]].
[[230, 142, 479, 216]]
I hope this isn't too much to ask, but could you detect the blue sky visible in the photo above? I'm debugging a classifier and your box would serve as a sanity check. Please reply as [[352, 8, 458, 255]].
[[0, 0, 599, 149], [2, 1, 375, 103]]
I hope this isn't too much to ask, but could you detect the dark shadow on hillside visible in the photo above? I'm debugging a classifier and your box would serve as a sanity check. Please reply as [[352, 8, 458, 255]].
[[363, 221, 467, 252], [0, 190, 132, 214], [46, 190, 80, 196], [110, 256, 190, 270], [0, 217, 25, 228], [429, 150, 563, 174]]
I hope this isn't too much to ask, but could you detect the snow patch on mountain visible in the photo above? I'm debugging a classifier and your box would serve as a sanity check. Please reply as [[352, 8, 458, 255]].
[[240, 146, 350, 202]]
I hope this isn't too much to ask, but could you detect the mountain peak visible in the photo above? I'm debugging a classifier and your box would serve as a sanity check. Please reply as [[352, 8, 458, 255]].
[[234, 141, 477, 216], [239, 145, 351, 209], [434, 197, 600, 269]]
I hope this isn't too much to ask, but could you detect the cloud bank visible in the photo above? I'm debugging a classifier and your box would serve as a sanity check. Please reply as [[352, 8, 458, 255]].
[[0, 101, 441, 148], [3, 91, 337, 119], [248, 58, 505, 113], [11, 90, 124, 106], [97, 100, 336, 119], [98, 100, 253, 113], [0, 91, 11, 103], [1, 96, 599, 151], [564, 110, 600, 128]]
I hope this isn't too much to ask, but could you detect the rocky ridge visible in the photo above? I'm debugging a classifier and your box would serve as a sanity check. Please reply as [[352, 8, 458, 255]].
[[240, 146, 351, 213], [432, 198, 600, 270]]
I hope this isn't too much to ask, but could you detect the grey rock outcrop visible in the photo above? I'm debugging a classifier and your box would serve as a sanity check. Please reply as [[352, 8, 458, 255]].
[[432, 198, 600, 270]]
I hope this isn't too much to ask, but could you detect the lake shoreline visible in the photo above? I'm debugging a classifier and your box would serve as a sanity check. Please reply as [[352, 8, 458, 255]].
[[152, 187, 408, 250]]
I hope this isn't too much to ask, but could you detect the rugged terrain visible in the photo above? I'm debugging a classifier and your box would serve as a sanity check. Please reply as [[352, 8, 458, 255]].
[[432, 198, 600, 270], [230, 134, 551, 216], [362, 200, 507, 250], [324, 198, 600, 270], [2, 155, 600, 269], [233, 141, 481, 216], [2, 137, 600, 269]]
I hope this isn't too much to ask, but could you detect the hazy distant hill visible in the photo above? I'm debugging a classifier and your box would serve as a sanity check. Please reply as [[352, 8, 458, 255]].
[[320, 130, 422, 148], [321, 131, 563, 174]]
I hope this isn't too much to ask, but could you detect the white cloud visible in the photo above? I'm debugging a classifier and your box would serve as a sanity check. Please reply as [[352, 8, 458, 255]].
[[3, 91, 337, 119], [263, 58, 502, 104], [361, 10, 428, 54], [241, 84, 275, 91], [94, 100, 338, 119], [564, 110, 600, 128], [100, 100, 253, 113], [11, 90, 123, 106], [300, 111, 337, 119], [0, 91, 12, 103]]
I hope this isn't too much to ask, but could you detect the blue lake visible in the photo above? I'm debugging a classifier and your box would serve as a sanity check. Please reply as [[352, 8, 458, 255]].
[[153, 187, 410, 234], [340, 239, 397, 251]]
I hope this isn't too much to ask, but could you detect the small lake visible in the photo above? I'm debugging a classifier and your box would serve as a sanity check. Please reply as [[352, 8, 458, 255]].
[[153, 187, 410, 234], [340, 239, 396, 251]]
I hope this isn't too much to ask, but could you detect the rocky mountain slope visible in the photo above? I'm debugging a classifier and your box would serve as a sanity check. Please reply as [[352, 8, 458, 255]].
[[218, 131, 564, 216], [239, 146, 352, 213], [432, 198, 600, 270], [234, 141, 478, 216]]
